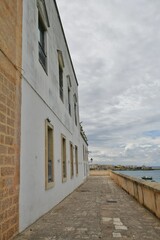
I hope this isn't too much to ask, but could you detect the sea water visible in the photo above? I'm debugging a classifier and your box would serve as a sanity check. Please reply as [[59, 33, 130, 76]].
[[115, 170, 160, 183]]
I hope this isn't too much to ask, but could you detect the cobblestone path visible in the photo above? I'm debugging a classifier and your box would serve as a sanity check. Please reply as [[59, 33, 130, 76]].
[[14, 176, 160, 240]]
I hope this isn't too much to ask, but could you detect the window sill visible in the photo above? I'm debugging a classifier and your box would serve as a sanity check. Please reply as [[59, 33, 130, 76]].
[[45, 181, 55, 190], [62, 177, 67, 183]]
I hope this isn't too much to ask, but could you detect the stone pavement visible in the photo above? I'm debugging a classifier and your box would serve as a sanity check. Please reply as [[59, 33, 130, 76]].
[[14, 175, 160, 240]]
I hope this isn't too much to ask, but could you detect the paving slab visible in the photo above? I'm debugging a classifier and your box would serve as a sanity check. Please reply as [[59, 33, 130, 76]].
[[14, 176, 160, 240]]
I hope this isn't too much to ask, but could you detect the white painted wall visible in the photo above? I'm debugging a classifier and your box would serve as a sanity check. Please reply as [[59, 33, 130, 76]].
[[20, 0, 88, 231]]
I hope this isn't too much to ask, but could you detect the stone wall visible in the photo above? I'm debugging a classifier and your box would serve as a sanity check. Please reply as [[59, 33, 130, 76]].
[[110, 171, 160, 219], [0, 1, 22, 239], [89, 170, 110, 176]]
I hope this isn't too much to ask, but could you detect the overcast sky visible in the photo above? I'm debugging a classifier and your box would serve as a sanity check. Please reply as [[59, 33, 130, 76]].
[[57, 0, 160, 166]]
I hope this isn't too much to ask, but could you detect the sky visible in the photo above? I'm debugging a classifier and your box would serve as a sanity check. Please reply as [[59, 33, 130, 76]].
[[57, 0, 160, 166]]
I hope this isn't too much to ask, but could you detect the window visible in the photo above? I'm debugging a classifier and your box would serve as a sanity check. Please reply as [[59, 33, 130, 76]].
[[37, 0, 49, 72], [59, 64, 63, 101], [38, 14, 47, 71], [73, 94, 78, 126], [75, 145, 78, 175], [68, 87, 71, 115], [74, 103, 77, 126], [83, 145, 88, 162], [61, 135, 67, 182], [45, 120, 54, 189], [67, 75, 72, 115], [58, 50, 65, 102], [70, 142, 74, 178], [83, 145, 88, 177]]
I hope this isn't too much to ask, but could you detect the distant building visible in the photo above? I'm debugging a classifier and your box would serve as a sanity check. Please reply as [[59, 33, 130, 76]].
[[0, 0, 88, 239], [89, 164, 110, 170]]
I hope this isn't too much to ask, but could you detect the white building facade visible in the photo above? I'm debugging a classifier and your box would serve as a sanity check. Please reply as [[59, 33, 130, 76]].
[[20, 0, 88, 231]]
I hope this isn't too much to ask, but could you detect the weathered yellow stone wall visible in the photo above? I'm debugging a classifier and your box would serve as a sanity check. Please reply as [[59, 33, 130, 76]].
[[110, 171, 160, 219], [0, 1, 22, 239], [89, 170, 110, 176]]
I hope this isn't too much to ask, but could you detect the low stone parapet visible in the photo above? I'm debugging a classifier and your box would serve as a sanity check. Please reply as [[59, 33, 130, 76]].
[[110, 171, 160, 219], [89, 170, 110, 176]]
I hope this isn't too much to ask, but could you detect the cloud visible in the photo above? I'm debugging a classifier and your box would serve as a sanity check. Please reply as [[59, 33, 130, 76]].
[[57, 0, 160, 166]]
